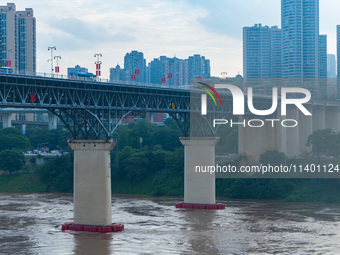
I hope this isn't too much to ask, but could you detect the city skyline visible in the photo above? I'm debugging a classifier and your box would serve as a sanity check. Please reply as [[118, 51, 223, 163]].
[[4, 0, 340, 79]]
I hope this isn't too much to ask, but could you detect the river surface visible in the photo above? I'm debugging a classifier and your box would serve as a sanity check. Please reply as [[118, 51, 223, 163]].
[[1, 194, 340, 254]]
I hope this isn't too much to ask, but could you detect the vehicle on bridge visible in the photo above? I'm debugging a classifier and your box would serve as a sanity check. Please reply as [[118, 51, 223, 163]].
[[0, 67, 13, 74], [68, 72, 96, 81]]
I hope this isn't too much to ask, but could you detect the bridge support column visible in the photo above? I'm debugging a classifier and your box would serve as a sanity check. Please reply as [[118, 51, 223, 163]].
[[238, 117, 277, 164], [325, 107, 340, 132], [62, 139, 124, 233], [286, 105, 299, 157], [48, 113, 57, 130], [149, 112, 154, 123], [21, 124, 26, 135], [175, 137, 225, 210], [312, 106, 325, 132], [298, 105, 313, 154], [2, 113, 11, 128]]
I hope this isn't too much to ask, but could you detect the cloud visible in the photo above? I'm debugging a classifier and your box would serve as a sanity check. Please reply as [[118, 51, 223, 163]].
[[186, 0, 281, 39], [47, 17, 135, 47], [11, 0, 340, 78]]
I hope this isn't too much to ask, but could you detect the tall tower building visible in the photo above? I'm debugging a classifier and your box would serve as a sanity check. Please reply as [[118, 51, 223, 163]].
[[318, 34, 327, 96], [281, 0, 319, 78], [318, 35, 327, 79], [337, 25, 340, 79], [109, 64, 128, 82], [187, 54, 210, 83], [148, 56, 189, 86], [243, 24, 280, 78], [124, 50, 146, 83], [270, 26, 282, 78], [0, 3, 36, 72], [327, 54, 336, 78]]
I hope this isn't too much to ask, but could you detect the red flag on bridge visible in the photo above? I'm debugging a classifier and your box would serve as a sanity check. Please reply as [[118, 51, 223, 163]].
[[30, 94, 36, 103]]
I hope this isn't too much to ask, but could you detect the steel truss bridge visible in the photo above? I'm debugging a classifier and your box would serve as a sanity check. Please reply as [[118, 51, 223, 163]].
[[0, 73, 332, 139], [0, 74, 192, 138]]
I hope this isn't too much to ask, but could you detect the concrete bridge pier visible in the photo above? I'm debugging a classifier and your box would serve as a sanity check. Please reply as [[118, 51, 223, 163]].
[[325, 106, 340, 132], [2, 113, 12, 128], [312, 106, 325, 132], [238, 117, 278, 163], [62, 139, 124, 233], [48, 113, 57, 130], [298, 105, 313, 154], [286, 105, 299, 157], [175, 137, 225, 210]]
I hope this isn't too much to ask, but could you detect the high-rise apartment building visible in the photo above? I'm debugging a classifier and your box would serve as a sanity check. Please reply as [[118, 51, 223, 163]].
[[124, 50, 147, 83], [318, 35, 327, 78], [270, 26, 282, 78], [243, 24, 281, 78], [318, 34, 327, 96], [337, 25, 340, 79], [149, 56, 190, 86], [188, 54, 210, 83], [0, 3, 36, 72], [281, 0, 319, 78], [110, 64, 129, 82], [327, 54, 336, 78], [110, 51, 209, 85]]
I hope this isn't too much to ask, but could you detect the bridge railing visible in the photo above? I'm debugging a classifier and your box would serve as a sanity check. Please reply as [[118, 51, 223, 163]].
[[1, 70, 191, 91]]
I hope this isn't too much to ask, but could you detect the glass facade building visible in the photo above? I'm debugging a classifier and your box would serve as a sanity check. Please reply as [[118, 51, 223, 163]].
[[281, 0, 319, 78], [243, 24, 281, 78]]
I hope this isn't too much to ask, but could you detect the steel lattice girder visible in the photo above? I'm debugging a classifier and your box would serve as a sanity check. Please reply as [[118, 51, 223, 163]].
[[0, 74, 191, 139]]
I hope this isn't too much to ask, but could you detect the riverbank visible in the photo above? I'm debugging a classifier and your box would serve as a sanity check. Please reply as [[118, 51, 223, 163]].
[[2, 173, 340, 203], [0, 174, 47, 193]]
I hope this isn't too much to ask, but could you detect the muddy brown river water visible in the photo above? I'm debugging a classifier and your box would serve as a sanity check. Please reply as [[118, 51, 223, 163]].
[[0, 193, 340, 254]]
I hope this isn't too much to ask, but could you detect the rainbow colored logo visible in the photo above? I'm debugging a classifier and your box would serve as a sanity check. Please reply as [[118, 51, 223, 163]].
[[199, 82, 222, 106]]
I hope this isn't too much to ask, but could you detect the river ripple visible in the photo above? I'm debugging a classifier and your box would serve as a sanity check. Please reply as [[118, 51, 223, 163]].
[[0, 194, 340, 254]]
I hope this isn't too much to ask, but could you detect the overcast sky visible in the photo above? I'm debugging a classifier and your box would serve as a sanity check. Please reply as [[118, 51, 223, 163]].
[[10, 0, 340, 78]]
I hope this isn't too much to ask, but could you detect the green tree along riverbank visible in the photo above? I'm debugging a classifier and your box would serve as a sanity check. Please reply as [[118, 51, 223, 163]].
[[1, 121, 340, 203]]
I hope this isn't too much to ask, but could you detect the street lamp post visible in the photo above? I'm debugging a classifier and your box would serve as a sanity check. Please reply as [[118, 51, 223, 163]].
[[94, 53, 102, 78], [54, 55, 61, 73], [47, 46, 56, 74]]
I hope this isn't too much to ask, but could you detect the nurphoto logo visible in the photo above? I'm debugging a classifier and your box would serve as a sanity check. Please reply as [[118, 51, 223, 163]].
[[199, 82, 312, 128]]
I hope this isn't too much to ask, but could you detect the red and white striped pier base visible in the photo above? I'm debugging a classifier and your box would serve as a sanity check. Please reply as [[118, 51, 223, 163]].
[[62, 222, 124, 233], [175, 202, 225, 210]]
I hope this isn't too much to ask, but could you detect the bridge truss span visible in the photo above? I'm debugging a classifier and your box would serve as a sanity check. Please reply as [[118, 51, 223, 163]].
[[0, 74, 190, 139]]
